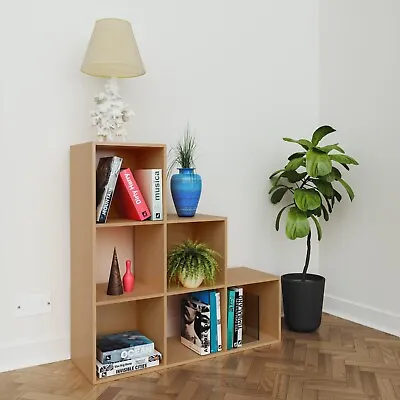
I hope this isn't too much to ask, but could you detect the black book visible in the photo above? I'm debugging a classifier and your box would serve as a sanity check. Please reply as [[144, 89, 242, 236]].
[[96, 156, 123, 223]]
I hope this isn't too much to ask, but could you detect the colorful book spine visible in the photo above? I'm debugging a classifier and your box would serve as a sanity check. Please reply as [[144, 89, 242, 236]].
[[233, 287, 243, 348], [96, 156, 123, 223], [180, 298, 210, 355], [133, 169, 163, 220], [115, 168, 151, 221], [191, 290, 218, 353], [96, 350, 162, 378], [227, 289, 236, 350], [215, 291, 222, 352]]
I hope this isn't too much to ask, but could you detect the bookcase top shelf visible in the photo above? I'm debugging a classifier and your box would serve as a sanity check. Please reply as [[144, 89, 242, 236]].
[[72, 141, 166, 149], [96, 214, 227, 228], [227, 267, 280, 286]]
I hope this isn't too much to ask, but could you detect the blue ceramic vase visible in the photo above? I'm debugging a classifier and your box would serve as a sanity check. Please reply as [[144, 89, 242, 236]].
[[170, 168, 202, 217]]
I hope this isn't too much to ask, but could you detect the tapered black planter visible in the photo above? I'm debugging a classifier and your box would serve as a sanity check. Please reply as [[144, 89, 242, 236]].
[[281, 273, 325, 332]]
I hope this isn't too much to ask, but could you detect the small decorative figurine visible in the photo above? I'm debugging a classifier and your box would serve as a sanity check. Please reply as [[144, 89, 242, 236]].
[[123, 259, 135, 292], [107, 247, 123, 296]]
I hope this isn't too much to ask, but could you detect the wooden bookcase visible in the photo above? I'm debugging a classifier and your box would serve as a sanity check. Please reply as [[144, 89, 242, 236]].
[[70, 141, 281, 385]]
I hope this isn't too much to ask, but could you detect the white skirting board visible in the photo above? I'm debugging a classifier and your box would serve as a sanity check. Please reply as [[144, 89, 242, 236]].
[[0, 336, 70, 373], [323, 295, 400, 337]]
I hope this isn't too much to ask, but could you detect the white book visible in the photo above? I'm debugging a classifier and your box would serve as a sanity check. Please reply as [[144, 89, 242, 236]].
[[96, 350, 162, 378], [215, 291, 222, 352], [133, 169, 163, 221]]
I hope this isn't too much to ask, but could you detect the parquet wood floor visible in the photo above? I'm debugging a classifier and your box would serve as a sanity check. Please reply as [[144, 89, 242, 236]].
[[1, 314, 399, 400]]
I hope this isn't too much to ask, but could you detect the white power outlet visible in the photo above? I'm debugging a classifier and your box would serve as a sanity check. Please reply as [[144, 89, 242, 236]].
[[15, 293, 52, 318]]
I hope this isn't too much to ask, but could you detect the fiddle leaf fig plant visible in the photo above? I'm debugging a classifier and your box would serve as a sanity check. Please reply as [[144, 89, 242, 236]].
[[269, 125, 359, 279]]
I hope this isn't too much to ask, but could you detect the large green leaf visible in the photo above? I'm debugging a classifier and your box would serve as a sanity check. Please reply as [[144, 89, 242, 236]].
[[338, 178, 355, 201], [288, 152, 306, 160], [275, 204, 292, 231], [330, 154, 359, 165], [283, 137, 313, 150], [317, 143, 344, 153], [323, 194, 333, 212], [271, 187, 289, 204], [282, 170, 307, 183], [321, 204, 329, 221], [312, 179, 334, 197], [294, 188, 321, 211], [311, 125, 336, 146], [269, 183, 289, 194], [333, 189, 342, 202], [332, 167, 342, 180], [269, 169, 284, 179], [320, 166, 342, 183], [285, 207, 310, 240], [306, 149, 332, 177], [285, 157, 305, 171], [310, 215, 322, 241]]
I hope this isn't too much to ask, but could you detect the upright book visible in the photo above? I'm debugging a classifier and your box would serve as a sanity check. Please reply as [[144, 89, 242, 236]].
[[96, 156, 123, 223], [133, 169, 163, 221], [115, 168, 151, 221], [181, 298, 210, 355]]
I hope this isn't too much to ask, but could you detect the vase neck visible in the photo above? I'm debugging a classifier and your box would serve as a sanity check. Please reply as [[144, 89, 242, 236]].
[[179, 168, 195, 174]]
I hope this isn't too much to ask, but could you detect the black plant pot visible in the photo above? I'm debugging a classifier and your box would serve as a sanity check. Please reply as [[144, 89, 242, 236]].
[[281, 273, 325, 332]]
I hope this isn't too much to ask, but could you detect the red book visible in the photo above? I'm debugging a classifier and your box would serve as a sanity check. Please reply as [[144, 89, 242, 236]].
[[115, 168, 151, 221]]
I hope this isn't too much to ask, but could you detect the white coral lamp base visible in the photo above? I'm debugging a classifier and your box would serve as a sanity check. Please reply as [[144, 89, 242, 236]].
[[179, 272, 204, 289], [90, 77, 135, 142]]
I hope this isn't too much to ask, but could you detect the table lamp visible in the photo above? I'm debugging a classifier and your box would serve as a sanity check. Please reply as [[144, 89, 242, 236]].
[[81, 18, 145, 142]]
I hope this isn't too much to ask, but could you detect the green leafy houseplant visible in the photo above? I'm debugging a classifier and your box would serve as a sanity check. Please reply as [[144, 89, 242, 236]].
[[167, 239, 220, 289], [269, 125, 359, 277], [269, 125, 359, 332], [167, 125, 197, 176]]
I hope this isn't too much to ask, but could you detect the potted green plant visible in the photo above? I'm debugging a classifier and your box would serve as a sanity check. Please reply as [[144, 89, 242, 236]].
[[167, 239, 220, 289], [168, 125, 202, 217], [269, 125, 358, 332]]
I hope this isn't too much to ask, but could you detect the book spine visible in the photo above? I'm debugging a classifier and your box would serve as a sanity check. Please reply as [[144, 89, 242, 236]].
[[150, 169, 163, 220], [234, 287, 243, 348], [96, 350, 162, 375], [227, 289, 236, 350], [96, 157, 122, 223], [96, 342, 155, 364], [119, 169, 151, 220], [97, 356, 161, 378], [215, 291, 222, 352], [210, 291, 217, 353]]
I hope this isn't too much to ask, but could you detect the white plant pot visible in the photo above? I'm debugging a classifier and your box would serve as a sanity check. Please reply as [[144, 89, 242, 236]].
[[179, 271, 204, 289]]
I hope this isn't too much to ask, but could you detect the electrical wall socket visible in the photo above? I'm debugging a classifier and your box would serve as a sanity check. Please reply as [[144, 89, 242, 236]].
[[15, 293, 52, 317]]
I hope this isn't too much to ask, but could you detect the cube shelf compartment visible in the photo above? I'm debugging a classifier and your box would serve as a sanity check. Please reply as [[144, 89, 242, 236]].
[[70, 141, 281, 385]]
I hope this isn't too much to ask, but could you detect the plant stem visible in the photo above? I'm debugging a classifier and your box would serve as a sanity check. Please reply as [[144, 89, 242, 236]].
[[301, 231, 311, 281], [300, 176, 311, 189]]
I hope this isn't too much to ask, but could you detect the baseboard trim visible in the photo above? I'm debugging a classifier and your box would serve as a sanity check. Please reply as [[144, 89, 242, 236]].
[[0, 336, 70, 373], [324, 294, 400, 337]]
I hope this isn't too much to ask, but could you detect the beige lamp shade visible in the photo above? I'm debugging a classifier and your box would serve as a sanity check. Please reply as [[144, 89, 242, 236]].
[[81, 18, 145, 78]]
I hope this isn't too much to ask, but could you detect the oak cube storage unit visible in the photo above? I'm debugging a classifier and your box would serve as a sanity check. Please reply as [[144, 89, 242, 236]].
[[70, 141, 281, 385]]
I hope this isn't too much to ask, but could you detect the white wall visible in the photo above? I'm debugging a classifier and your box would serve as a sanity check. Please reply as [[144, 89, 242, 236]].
[[319, 0, 400, 336], [0, 1, 319, 372]]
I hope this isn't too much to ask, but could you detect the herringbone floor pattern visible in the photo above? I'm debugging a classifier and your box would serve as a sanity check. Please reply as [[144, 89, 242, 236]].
[[1, 314, 399, 400]]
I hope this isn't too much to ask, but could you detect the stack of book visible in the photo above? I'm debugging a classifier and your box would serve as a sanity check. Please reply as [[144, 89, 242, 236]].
[[96, 330, 162, 379], [96, 156, 163, 223], [180, 290, 222, 355]]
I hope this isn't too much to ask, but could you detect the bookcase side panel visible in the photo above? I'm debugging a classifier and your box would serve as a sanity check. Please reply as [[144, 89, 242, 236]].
[[70, 142, 96, 383]]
